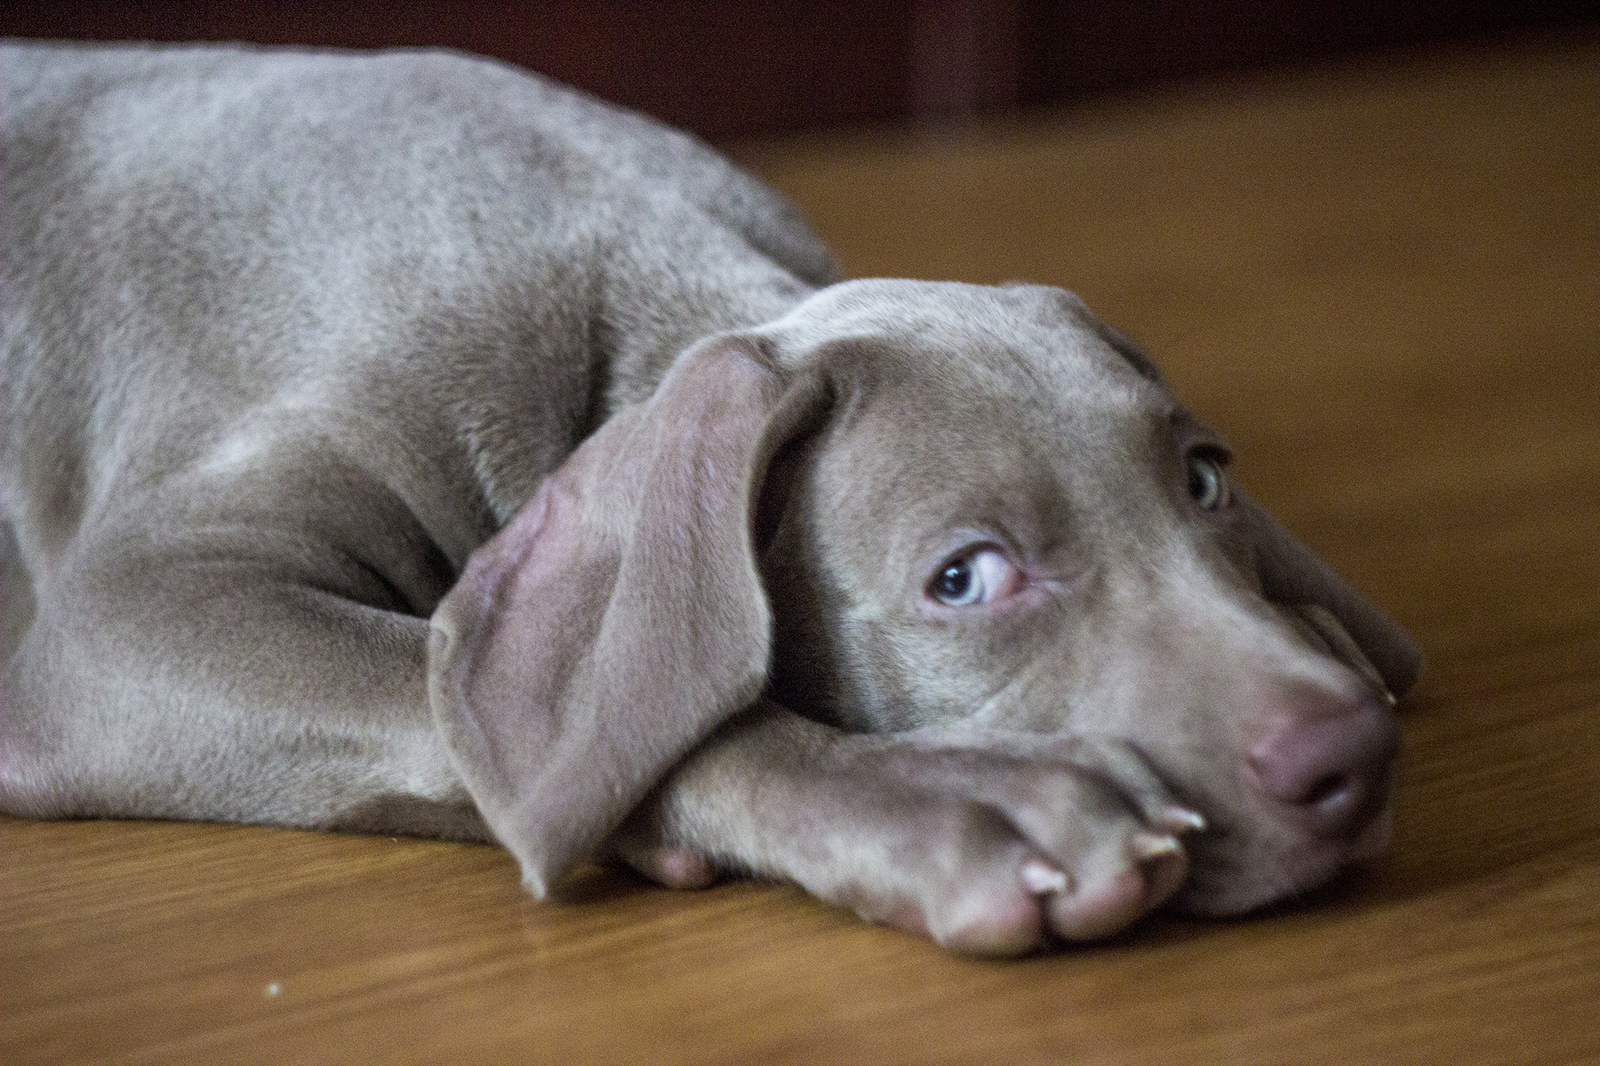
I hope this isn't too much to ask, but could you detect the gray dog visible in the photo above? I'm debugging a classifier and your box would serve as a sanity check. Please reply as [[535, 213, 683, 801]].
[[0, 42, 1421, 954]]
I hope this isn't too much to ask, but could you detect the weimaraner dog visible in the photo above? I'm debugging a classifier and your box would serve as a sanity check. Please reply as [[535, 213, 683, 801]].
[[1, 42, 1422, 954]]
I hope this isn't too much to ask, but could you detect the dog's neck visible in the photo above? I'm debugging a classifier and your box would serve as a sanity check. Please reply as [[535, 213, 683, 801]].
[[454, 238, 817, 530], [593, 242, 818, 419]]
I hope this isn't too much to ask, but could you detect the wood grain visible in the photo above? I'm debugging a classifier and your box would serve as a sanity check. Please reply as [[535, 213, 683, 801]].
[[5, 30, 1598, 1066]]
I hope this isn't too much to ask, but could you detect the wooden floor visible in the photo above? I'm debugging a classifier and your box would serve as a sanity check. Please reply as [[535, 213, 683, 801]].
[[5, 31, 1599, 1066]]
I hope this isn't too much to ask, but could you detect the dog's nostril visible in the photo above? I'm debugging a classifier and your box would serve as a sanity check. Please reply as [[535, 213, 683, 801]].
[[1302, 772, 1352, 810], [1245, 696, 1397, 839]]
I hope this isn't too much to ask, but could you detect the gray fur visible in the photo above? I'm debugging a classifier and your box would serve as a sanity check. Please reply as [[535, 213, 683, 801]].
[[1, 42, 1421, 954]]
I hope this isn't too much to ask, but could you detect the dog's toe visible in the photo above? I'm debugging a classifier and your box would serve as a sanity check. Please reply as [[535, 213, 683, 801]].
[[924, 881, 1047, 956], [1042, 828, 1190, 941], [622, 845, 720, 889]]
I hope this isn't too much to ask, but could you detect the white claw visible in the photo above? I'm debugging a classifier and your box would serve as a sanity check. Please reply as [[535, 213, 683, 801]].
[[1160, 806, 1207, 833], [1131, 832, 1183, 861], [1021, 860, 1071, 895]]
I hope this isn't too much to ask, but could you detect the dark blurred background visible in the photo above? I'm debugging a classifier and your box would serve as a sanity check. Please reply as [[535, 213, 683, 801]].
[[3, 1, 1596, 139]]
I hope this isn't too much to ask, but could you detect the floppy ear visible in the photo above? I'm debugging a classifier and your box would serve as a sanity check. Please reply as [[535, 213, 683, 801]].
[[1238, 490, 1424, 700], [427, 336, 820, 896]]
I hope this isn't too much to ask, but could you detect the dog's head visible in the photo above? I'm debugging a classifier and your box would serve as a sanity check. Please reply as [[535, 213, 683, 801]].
[[752, 280, 1421, 915], [430, 278, 1422, 918]]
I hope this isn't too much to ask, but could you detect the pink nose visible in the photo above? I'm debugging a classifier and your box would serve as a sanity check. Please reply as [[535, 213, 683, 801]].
[[1245, 694, 1398, 839]]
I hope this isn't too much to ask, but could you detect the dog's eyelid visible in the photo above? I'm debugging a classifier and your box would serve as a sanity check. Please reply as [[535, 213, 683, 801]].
[[1188, 440, 1233, 466], [927, 536, 1014, 577], [1167, 410, 1232, 462]]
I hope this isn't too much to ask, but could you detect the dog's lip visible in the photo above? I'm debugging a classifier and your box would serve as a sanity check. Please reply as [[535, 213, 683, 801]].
[[1165, 787, 1397, 917], [1170, 843, 1351, 917]]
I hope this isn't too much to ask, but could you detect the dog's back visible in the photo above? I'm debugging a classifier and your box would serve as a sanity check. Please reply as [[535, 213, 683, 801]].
[[1, 42, 832, 559]]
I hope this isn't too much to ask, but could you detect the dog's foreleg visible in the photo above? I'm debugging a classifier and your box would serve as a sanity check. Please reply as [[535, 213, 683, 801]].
[[605, 700, 1205, 955], [0, 544, 483, 839]]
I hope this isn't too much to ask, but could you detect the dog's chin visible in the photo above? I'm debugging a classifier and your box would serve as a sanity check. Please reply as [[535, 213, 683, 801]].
[[1168, 804, 1395, 917]]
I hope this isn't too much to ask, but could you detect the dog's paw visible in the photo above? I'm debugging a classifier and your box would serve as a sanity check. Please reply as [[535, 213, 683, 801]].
[[615, 844, 721, 889], [798, 732, 1205, 955]]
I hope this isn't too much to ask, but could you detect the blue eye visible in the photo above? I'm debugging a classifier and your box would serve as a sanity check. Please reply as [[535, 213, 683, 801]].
[[929, 548, 1018, 606], [1187, 453, 1229, 510], [934, 558, 979, 605]]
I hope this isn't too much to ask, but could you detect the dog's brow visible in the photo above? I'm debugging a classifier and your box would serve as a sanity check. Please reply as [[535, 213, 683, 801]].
[[1093, 321, 1164, 383], [1166, 408, 1201, 434], [1166, 408, 1227, 450]]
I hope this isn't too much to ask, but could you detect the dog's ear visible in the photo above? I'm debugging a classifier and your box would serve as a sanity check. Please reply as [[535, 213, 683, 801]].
[[1238, 490, 1424, 699], [428, 336, 823, 895]]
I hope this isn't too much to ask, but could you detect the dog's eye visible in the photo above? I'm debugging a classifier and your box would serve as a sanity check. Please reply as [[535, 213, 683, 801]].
[[929, 548, 1018, 606], [1187, 452, 1230, 510]]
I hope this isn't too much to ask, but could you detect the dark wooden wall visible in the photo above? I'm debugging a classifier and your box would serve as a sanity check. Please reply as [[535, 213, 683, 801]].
[[3, 1, 1596, 137]]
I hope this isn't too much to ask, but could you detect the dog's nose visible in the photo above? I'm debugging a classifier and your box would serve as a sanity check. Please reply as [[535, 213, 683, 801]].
[[1245, 693, 1398, 839]]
